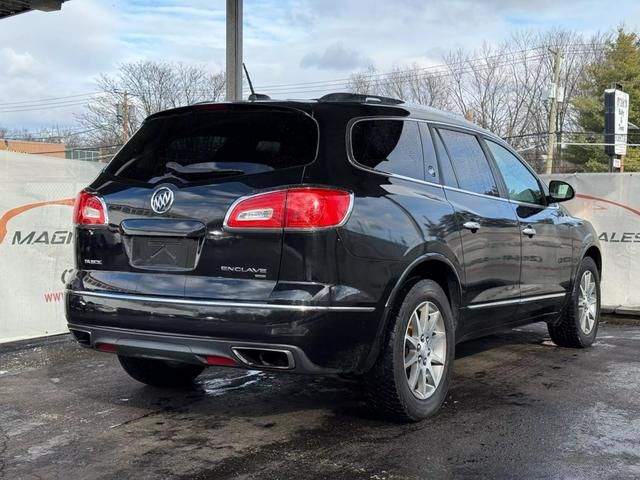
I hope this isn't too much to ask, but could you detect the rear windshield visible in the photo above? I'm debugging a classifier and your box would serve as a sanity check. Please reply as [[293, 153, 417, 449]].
[[105, 108, 318, 184]]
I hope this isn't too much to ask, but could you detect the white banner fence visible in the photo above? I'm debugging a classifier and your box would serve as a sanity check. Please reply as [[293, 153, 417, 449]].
[[543, 173, 640, 314], [0, 151, 101, 343]]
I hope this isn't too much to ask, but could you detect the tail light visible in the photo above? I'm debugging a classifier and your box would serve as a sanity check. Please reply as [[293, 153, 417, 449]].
[[73, 190, 108, 225], [224, 188, 352, 230]]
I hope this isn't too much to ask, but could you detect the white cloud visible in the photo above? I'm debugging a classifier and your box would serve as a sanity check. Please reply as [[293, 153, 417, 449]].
[[0, 48, 36, 75], [301, 43, 371, 70], [1, 0, 639, 130], [0, 0, 122, 128]]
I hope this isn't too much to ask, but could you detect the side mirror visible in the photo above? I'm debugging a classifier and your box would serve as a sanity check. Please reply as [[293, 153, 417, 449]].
[[548, 180, 575, 203]]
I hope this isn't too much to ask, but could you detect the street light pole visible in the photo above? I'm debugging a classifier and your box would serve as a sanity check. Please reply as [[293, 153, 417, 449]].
[[226, 0, 243, 101], [545, 48, 562, 175]]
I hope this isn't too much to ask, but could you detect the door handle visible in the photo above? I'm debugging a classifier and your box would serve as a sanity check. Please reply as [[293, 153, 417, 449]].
[[463, 221, 481, 233], [522, 226, 536, 238]]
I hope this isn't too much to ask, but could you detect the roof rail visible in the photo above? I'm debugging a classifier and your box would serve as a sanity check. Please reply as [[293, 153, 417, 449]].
[[318, 92, 404, 105]]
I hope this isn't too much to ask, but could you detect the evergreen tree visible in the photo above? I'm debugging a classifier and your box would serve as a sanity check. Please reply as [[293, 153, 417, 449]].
[[573, 29, 640, 171]]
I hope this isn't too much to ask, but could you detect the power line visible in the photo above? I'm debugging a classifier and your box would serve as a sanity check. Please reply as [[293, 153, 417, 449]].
[[256, 54, 550, 97], [0, 42, 610, 113], [0, 43, 605, 108], [0, 91, 100, 107], [0, 100, 91, 113], [243, 46, 549, 92], [505, 131, 640, 140], [242, 43, 606, 95], [244, 49, 553, 94], [247, 50, 599, 97], [0, 96, 104, 109], [0, 53, 556, 110]]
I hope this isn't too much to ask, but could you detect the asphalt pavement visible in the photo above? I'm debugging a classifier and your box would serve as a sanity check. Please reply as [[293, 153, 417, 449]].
[[1, 322, 639, 480]]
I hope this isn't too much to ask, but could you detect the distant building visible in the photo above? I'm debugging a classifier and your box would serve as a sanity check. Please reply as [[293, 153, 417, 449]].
[[0, 139, 65, 159]]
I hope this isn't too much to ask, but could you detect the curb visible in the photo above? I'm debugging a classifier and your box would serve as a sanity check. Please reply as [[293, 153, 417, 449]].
[[0, 332, 71, 355], [601, 315, 640, 327]]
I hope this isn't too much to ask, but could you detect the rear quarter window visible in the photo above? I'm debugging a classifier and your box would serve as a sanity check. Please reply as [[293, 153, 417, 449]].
[[105, 108, 318, 184], [350, 119, 424, 180]]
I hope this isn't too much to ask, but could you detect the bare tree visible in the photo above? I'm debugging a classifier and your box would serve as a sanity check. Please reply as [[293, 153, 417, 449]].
[[347, 27, 611, 162], [444, 43, 513, 133], [347, 64, 451, 109], [175, 63, 226, 106], [77, 61, 225, 147], [346, 65, 382, 95]]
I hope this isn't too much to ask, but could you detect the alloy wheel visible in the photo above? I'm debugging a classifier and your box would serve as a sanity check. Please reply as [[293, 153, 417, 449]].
[[404, 301, 447, 399], [578, 270, 598, 334]]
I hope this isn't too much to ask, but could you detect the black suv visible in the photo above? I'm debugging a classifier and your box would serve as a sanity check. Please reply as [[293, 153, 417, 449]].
[[66, 93, 601, 421]]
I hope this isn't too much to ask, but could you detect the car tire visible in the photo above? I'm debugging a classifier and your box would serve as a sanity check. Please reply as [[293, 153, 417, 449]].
[[547, 257, 600, 348], [363, 279, 455, 422], [118, 356, 205, 388]]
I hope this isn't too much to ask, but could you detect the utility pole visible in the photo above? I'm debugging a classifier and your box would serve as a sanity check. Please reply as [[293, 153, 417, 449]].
[[464, 109, 475, 123], [122, 91, 129, 143], [545, 48, 562, 175]]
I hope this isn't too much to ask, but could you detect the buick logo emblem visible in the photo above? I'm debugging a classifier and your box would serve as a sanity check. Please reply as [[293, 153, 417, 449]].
[[150, 187, 174, 214]]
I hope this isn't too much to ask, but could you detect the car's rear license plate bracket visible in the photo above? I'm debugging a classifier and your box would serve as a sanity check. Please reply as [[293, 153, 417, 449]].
[[125, 236, 201, 271]]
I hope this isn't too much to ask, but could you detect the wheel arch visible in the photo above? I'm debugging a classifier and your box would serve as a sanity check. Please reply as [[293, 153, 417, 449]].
[[556, 242, 603, 321], [583, 244, 602, 276], [360, 253, 463, 373]]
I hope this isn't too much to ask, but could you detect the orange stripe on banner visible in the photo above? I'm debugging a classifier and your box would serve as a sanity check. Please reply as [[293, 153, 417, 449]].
[[0, 198, 75, 245], [576, 194, 640, 218]]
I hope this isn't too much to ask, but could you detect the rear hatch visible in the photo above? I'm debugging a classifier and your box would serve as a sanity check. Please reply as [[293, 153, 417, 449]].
[[77, 103, 318, 300]]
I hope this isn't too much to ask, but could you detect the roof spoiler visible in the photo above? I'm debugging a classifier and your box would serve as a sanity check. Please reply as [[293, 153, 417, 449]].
[[318, 92, 404, 105]]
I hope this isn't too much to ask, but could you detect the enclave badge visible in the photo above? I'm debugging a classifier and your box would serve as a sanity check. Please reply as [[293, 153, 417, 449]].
[[150, 187, 174, 214]]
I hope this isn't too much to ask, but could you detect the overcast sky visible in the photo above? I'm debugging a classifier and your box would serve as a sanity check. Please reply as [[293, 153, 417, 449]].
[[1, 0, 639, 131]]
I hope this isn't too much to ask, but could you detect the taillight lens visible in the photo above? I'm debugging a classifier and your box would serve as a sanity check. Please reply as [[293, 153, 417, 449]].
[[225, 190, 287, 229], [225, 188, 352, 230], [73, 190, 107, 225], [285, 188, 352, 229]]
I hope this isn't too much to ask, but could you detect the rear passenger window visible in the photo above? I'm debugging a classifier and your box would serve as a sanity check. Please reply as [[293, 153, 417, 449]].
[[351, 120, 424, 180], [437, 129, 499, 197]]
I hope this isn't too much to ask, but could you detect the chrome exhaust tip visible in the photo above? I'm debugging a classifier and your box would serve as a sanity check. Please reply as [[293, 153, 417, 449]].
[[69, 328, 92, 346], [232, 347, 295, 370]]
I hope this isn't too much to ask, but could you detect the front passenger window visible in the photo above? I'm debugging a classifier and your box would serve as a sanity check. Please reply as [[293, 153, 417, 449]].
[[486, 141, 545, 205]]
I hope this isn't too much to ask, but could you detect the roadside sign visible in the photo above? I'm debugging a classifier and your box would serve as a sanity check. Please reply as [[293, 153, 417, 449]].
[[604, 89, 630, 156]]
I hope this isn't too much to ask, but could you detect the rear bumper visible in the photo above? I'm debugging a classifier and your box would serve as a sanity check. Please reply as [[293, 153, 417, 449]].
[[65, 290, 380, 374]]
